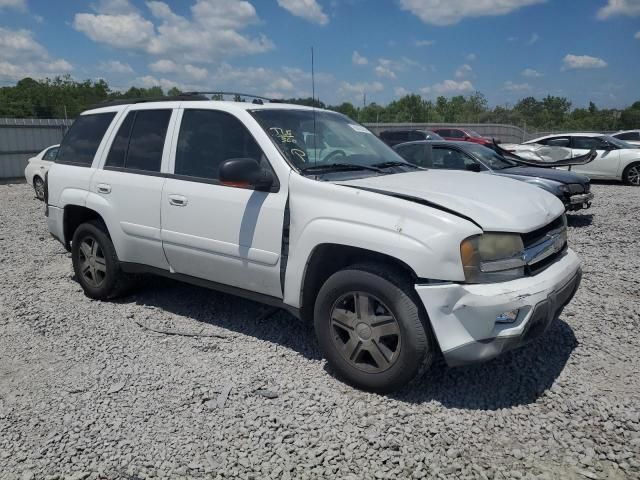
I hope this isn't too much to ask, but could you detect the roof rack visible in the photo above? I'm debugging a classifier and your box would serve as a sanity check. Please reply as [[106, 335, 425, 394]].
[[182, 92, 276, 105], [88, 91, 280, 110], [89, 93, 208, 109]]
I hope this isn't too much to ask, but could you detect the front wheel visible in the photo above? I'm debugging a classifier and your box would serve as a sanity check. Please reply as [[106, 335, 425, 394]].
[[622, 162, 640, 186], [314, 264, 434, 393], [33, 177, 45, 201]]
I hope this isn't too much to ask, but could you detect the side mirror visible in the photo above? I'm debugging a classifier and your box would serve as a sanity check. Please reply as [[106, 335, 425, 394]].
[[219, 158, 274, 191], [466, 163, 482, 172]]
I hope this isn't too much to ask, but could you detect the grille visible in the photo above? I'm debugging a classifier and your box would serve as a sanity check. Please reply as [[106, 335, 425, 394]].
[[521, 215, 565, 249]]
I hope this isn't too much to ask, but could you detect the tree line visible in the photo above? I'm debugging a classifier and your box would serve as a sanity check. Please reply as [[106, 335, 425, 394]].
[[1, 76, 638, 131]]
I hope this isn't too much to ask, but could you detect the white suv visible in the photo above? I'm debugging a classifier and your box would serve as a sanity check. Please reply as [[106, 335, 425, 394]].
[[46, 96, 582, 392]]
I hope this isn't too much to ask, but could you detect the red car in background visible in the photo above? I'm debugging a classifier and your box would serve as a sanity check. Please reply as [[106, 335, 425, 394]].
[[432, 127, 491, 145]]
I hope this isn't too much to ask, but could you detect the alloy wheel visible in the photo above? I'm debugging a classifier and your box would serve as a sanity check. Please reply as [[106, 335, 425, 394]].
[[330, 291, 402, 373], [78, 236, 107, 288], [34, 178, 45, 200], [627, 165, 640, 186]]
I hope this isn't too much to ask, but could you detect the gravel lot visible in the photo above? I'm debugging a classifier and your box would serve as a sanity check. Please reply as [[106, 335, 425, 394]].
[[0, 182, 639, 480]]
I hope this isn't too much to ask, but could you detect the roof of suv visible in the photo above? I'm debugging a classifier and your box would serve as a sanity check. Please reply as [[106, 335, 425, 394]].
[[84, 98, 322, 116]]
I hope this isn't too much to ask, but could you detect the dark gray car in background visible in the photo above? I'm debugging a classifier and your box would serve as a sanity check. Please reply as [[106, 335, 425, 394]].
[[394, 140, 594, 211]]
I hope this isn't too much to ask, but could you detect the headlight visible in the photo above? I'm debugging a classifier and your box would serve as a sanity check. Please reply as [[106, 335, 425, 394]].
[[558, 185, 570, 193], [460, 233, 525, 283]]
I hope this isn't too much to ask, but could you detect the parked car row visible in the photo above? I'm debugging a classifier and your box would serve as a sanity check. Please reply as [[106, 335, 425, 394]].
[[379, 128, 640, 187]]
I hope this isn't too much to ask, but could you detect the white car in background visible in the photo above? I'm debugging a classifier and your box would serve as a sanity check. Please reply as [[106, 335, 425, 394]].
[[611, 130, 640, 147], [24, 144, 59, 200], [525, 133, 640, 186]]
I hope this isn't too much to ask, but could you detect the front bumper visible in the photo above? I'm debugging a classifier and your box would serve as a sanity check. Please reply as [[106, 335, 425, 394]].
[[566, 192, 594, 211], [416, 248, 581, 367]]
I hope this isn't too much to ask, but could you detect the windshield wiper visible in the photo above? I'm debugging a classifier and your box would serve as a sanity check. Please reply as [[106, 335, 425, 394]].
[[299, 163, 383, 175], [372, 161, 421, 170]]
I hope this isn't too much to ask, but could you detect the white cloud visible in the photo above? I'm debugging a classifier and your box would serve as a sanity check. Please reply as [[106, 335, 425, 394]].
[[73, 12, 155, 49], [98, 60, 134, 74], [414, 39, 435, 46], [504, 80, 531, 92], [466, 53, 477, 61], [149, 59, 207, 81], [74, 0, 274, 64], [399, 0, 546, 25], [421, 79, 474, 95], [395, 86, 410, 96], [352, 51, 368, 66], [522, 68, 543, 77], [526, 33, 540, 45], [375, 64, 396, 79], [563, 54, 608, 70], [597, 0, 640, 19], [277, 0, 329, 25], [635, 31, 640, 39], [455, 64, 473, 78], [340, 80, 384, 99], [0, 27, 73, 82], [0, 0, 26, 11]]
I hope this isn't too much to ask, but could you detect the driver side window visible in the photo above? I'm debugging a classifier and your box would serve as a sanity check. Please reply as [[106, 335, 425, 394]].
[[174, 109, 267, 181]]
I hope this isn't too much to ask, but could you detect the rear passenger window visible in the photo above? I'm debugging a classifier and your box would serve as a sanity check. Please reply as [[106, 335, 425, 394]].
[[539, 137, 570, 147], [56, 113, 116, 166], [175, 109, 264, 181], [105, 109, 171, 173]]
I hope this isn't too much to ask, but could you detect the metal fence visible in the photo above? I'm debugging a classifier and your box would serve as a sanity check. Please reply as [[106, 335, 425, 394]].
[[0, 117, 615, 179], [0, 118, 71, 179]]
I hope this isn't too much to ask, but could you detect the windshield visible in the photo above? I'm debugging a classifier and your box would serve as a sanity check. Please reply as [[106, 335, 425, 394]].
[[600, 135, 634, 149], [250, 109, 409, 172], [463, 143, 518, 170]]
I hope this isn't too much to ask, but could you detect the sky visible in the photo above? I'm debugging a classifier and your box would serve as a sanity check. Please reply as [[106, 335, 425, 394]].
[[0, 0, 639, 108]]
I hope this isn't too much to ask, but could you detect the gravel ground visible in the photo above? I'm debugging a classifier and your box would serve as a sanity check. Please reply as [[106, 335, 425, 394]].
[[0, 182, 639, 480]]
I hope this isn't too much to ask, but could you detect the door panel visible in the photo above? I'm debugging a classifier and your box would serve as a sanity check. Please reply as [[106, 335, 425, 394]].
[[161, 179, 286, 297], [569, 137, 620, 179], [90, 169, 168, 269], [160, 107, 287, 298]]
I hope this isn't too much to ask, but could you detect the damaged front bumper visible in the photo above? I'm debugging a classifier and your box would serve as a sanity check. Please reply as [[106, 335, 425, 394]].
[[415, 248, 581, 367], [565, 192, 594, 211]]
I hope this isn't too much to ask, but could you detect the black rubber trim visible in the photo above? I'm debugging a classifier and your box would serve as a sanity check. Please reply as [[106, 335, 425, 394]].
[[342, 185, 482, 229], [119, 262, 300, 318], [280, 196, 290, 295]]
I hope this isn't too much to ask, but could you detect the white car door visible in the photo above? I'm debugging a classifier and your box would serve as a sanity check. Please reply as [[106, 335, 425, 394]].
[[570, 136, 620, 179], [161, 108, 288, 299], [89, 106, 177, 270]]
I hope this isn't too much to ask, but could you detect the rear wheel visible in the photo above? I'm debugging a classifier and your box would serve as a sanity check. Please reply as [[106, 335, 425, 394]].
[[314, 264, 434, 393], [622, 162, 640, 186], [33, 177, 45, 201], [71, 221, 130, 300]]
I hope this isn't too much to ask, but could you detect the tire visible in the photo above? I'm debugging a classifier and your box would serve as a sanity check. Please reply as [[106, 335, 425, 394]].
[[71, 220, 130, 300], [33, 176, 45, 201], [314, 264, 434, 393], [622, 162, 640, 186]]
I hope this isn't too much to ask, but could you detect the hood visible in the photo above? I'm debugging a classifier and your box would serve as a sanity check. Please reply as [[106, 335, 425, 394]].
[[499, 166, 589, 184], [337, 170, 565, 233]]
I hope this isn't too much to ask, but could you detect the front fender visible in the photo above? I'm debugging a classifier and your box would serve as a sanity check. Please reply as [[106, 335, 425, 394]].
[[283, 218, 466, 308]]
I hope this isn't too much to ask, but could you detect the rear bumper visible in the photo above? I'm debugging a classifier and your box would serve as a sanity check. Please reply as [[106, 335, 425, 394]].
[[415, 249, 581, 366]]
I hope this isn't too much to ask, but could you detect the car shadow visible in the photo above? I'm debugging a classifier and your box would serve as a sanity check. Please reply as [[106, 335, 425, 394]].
[[389, 319, 578, 410], [118, 276, 577, 410], [119, 275, 323, 361], [567, 213, 593, 228]]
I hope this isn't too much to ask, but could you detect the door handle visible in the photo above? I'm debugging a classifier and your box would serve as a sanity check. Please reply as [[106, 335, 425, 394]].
[[168, 194, 188, 207], [97, 183, 111, 194]]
